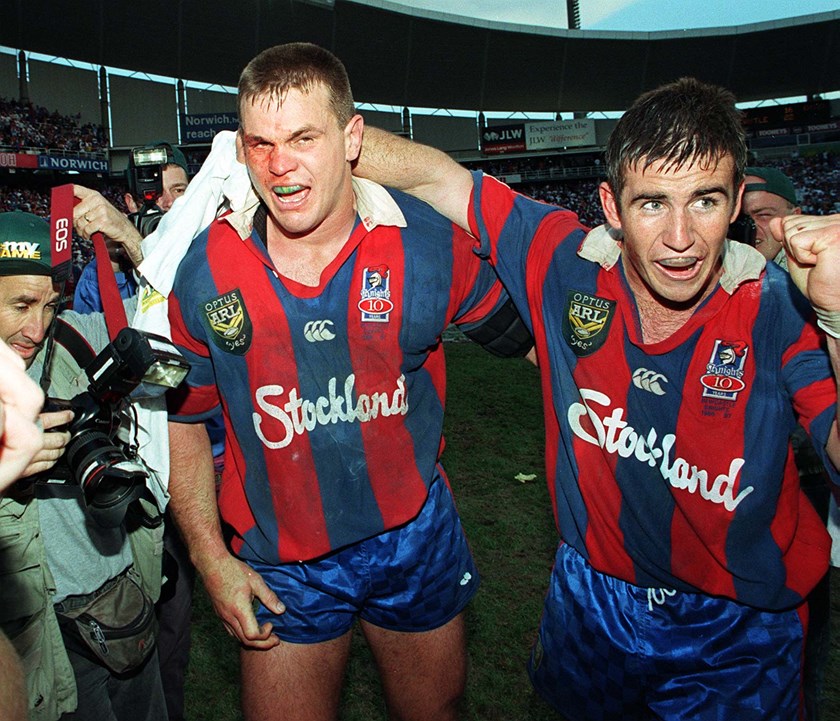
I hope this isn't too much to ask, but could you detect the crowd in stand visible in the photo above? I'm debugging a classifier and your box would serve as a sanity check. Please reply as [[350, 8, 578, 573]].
[[0, 185, 50, 216], [470, 151, 603, 179], [0, 182, 129, 281], [521, 179, 606, 227], [474, 150, 840, 229], [756, 152, 839, 215], [0, 97, 107, 153], [0, 94, 837, 280]]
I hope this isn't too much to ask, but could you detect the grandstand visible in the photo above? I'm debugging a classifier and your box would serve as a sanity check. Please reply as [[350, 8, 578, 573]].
[[1, 3, 840, 720], [1, 4, 838, 230], [1, 39, 838, 281]]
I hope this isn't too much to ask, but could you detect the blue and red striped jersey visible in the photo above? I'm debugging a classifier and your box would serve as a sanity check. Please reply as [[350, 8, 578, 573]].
[[469, 171, 838, 610], [168, 183, 507, 564]]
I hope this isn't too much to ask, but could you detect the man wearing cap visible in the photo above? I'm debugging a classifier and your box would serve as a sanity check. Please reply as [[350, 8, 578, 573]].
[[72, 143, 189, 313], [742, 167, 802, 268], [0, 211, 167, 721]]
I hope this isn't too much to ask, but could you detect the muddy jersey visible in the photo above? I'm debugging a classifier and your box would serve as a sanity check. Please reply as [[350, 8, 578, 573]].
[[469, 170, 838, 610], [168, 180, 507, 564]]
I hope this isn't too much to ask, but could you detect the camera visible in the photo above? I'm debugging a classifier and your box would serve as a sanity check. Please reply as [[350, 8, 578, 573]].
[[728, 213, 757, 246], [40, 328, 190, 528], [126, 144, 173, 237]]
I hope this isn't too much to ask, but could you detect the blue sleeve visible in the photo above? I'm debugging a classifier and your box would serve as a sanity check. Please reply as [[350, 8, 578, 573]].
[[72, 262, 102, 314], [72, 261, 138, 314]]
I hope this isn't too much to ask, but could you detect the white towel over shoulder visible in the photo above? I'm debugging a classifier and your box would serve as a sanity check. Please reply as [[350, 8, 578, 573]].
[[130, 130, 254, 508]]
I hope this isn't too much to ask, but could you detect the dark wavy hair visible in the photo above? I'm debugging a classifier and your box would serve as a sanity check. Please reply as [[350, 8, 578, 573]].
[[238, 43, 355, 128], [605, 77, 746, 205]]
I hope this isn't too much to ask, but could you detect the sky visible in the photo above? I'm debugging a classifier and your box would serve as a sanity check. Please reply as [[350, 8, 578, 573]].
[[374, 0, 839, 31]]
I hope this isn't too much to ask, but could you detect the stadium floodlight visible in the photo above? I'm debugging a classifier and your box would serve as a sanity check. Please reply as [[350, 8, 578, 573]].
[[566, 0, 580, 29]]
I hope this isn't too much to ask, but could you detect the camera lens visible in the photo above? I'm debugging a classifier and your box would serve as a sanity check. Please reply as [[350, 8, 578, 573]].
[[65, 430, 146, 527]]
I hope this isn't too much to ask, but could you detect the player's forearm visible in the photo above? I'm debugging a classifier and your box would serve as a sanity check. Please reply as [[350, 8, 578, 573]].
[[357, 126, 473, 231], [167, 420, 229, 575]]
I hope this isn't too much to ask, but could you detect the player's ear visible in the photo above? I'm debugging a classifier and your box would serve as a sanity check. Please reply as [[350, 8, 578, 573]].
[[235, 130, 246, 164], [345, 114, 364, 163], [599, 181, 622, 230], [730, 180, 744, 223]]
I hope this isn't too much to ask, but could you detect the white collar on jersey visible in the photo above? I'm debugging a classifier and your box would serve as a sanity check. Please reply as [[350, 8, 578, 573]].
[[578, 224, 766, 294]]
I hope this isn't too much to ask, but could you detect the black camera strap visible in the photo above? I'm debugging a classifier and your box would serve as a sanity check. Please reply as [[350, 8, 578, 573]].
[[37, 317, 97, 396], [51, 318, 97, 367], [37, 288, 66, 396]]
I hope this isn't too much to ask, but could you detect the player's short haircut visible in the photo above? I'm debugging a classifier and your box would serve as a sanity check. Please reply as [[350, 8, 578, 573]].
[[238, 43, 356, 128], [604, 77, 746, 205]]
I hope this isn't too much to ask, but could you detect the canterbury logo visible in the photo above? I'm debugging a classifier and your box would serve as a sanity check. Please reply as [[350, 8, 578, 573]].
[[632, 368, 668, 396], [304, 320, 336, 342]]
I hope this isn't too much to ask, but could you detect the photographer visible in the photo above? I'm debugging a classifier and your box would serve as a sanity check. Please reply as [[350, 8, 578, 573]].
[[73, 143, 209, 721], [0, 211, 167, 721], [73, 142, 188, 314]]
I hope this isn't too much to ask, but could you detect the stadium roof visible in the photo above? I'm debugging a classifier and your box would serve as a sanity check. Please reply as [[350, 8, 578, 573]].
[[2, 0, 838, 112]]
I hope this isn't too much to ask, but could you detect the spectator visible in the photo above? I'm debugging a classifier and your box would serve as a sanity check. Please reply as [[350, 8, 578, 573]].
[[742, 167, 802, 266], [0, 97, 106, 154], [72, 148, 203, 721], [0, 210, 168, 721]]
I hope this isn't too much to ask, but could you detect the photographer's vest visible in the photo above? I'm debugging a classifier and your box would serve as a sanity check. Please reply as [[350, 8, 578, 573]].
[[0, 316, 165, 721]]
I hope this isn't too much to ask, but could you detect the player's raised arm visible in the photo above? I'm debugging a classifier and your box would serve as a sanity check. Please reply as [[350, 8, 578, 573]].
[[356, 126, 473, 232], [772, 213, 840, 470]]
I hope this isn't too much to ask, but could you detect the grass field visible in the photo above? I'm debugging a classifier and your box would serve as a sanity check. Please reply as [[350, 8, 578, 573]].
[[183, 340, 840, 720]]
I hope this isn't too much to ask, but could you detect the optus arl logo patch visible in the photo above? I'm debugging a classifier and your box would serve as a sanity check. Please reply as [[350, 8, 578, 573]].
[[358, 265, 394, 323], [562, 290, 615, 357], [201, 288, 252, 355]]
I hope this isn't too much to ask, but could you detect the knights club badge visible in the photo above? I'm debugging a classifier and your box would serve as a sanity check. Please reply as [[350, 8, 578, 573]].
[[200, 288, 252, 355], [562, 290, 615, 357], [358, 264, 394, 323], [700, 339, 749, 402]]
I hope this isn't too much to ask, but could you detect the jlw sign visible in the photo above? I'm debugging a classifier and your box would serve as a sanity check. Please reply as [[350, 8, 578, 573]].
[[481, 124, 526, 155], [481, 119, 596, 155]]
